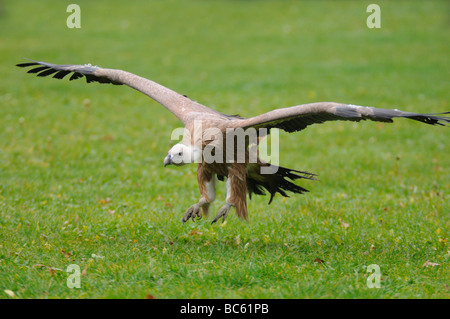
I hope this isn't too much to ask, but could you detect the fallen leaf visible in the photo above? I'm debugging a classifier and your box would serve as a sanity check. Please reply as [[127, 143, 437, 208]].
[[422, 260, 440, 268], [98, 198, 111, 205], [60, 249, 72, 260], [339, 218, 350, 228], [314, 258, 325, 264], [145, 294, 155, 299], [219, 220, 228, 228], [32, 264, 64, 274], [101, 134, 115, 142], [4, 289, 16, 298], [189, 229, 202, 236], [234, 235, 241, 246], [81, 265, 88, 276], [32, 263, 47, 269]]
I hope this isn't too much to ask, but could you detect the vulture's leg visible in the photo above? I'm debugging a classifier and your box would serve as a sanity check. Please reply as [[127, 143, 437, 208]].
[[182, 167, 216, 223], [212, 165, 248, 224]]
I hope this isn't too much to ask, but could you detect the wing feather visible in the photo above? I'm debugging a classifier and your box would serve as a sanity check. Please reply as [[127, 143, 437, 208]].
[[53, 70, 71, 80], [16, 58, 221, 124], [237, 102, 449, 132], [17, 60, 450, 130]]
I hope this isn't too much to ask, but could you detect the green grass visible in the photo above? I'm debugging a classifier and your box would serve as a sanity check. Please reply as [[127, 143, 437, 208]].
[[0, 0, 449, 299]]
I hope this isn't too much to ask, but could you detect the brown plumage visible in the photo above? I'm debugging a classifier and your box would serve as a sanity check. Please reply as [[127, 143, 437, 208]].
[[17, 59, 450, 224]]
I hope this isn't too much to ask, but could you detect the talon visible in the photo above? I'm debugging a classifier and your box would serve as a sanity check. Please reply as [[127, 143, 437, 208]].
[[211, 204, 232, 224], [182, 204, 202, 224]]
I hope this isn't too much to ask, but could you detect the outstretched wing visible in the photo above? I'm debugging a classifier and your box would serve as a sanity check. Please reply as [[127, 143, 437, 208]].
[[236, 102, 450, 132], [16, 58, 220, 124]]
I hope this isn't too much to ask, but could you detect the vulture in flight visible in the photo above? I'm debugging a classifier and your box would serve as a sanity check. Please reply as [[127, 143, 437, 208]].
[[17, 59, 449, 224]]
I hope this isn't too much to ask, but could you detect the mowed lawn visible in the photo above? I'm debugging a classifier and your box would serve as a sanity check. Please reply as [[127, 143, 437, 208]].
[[0, 0, 448, 299]]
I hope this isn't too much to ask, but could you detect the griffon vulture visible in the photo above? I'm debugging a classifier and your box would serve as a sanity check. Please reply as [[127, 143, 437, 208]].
[[16, 59, 449, 223]]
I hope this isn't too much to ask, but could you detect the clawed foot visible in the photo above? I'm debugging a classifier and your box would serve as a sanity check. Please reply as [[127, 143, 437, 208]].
[[211, 203, 232, 224], [182, 203, 202, 223]]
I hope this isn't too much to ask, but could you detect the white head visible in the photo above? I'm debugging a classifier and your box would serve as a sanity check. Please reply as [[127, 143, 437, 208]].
[[163, 143, 202, 167]]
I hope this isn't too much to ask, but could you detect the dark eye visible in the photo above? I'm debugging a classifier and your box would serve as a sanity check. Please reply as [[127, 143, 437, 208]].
[[178, 152, 182, 156]]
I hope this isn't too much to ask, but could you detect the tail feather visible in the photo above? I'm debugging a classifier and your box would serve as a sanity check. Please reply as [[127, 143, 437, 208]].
[[247, 165, 317, 204]]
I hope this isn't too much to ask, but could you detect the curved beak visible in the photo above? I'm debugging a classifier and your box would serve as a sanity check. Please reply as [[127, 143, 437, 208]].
[[163, 154, 172, 167]]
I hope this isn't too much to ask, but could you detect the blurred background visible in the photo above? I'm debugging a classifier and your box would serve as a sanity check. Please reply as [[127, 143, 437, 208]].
[[1, 0, 448, 192], [0, 0, 448, 299]]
